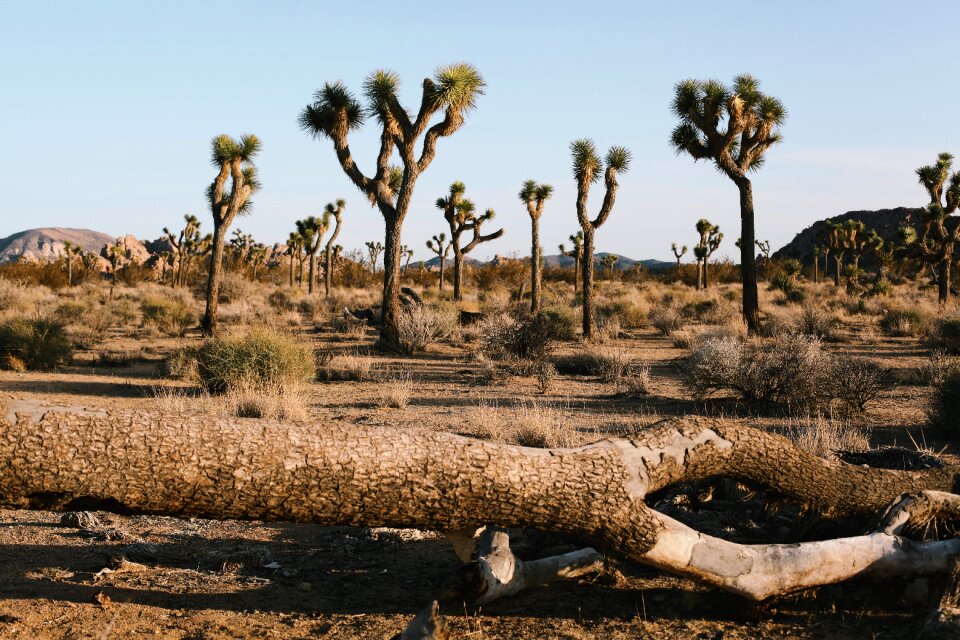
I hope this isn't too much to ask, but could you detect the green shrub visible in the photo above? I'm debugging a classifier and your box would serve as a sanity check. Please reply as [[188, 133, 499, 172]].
[[141, 297, 195, 336], [0, 317, 73, 370], [189, 330, 316, 394], [480, 310, 572, 362]]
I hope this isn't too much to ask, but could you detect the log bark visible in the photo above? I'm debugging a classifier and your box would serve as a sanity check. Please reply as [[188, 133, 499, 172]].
[[2, 399, 960, 603]]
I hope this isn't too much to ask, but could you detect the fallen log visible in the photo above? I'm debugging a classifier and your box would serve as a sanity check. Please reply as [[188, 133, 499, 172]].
[[2, 397, 960, 604]]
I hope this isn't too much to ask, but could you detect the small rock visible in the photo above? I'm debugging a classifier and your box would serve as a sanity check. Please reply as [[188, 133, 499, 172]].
[[60, 512, 101, 529]]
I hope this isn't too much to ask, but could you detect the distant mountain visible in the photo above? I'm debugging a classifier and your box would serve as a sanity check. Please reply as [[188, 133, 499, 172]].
[[543, 252, 673, 271], [0, 228, 116, 264], [421, 256, 483, 269], [772, 207, 924, 265]]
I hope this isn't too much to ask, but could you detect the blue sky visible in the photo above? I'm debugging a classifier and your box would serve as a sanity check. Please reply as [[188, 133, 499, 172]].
[[2, 0, 957, 263]]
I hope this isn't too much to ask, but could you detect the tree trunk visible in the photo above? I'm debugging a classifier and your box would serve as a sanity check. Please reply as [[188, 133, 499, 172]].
[[289, 255, 294, 287], [438, 256, 445, 292], [380, 217, 403, 348], [573, 254, 580, 293], [940, 245, 954, 304], [4, 401, 960, 604], [736, 179, 761, 334], [675, 258, 681, 282], [581, 229, 595, 339], [201, 223, 227, 336], [325, 222, 342, 299], [530, 217, 541, 314], [813, 255, 819, 284], [453, 248, 464, 302], [696, 258, 703, 290], [834, 254, 843, 287], [308, 251, 317, 295]]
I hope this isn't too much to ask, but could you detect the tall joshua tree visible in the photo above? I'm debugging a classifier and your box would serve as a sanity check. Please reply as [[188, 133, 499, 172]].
[[519, 180, 554, 313], [297, 214, 330, 294], [572, 139, 631, 339], [401, 245, 415, 273], [671, 243, 687, 280], [164, 214, 201, 288], [437, 182, 504, 302], [300, 64, 485, 348], [426, 233, 451, 291], [286, 232, 303, 287], [559, 231, 584, 292], [826, 223, 846, 287], [694, 219, 723, 289], [671, 75, 786, 333], [602, 254, 619, 278], [912, 152, 960, 303], [323, 200, 346, 297], [201, 134, 261, 336]]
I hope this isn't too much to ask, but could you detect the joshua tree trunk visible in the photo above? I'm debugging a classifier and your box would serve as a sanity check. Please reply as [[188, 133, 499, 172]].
[[737, 179, 761, 334], [308, 250, 319, 295], [674, 256, 682, 280], [289, 254, 294, 287], [382, 217, 404, 346], [573, 257, 580, 293], [940, 250, 953, 304], [813, 255, 819, 283], [696, 258, 704, 290], [834, 253, 844, 287], [703, 258, 710, 289], [452, 248, 463, 301], [325, 219, 343, 299], [4, 400, 960, 607], [530, 219, 542, 314], [201, 225, 227, 336], [581, 230, 595, 338]]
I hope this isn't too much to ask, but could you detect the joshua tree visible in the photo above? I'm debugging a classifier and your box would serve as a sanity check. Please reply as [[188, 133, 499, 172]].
[[105, 241, 128, 298], [518, 180, 554, 313], [365, 240, 384, 274], [250, 244, 267, 280], [157, 250, 172, 284], [322, 200, 346, 297], [426, 233, 451, 291], [572, 139, 631, 339], [812, 245, 822, 283], [671, 243, 687, 279], [671, 75, 786, 333], [694, 220, 723, 289], [229, 229, 255, 267], [825, 223, 846, 287], [401, 245, 415, 273], [62, 241, 84, 287], [285, 232, 302, 287], [559, 231, 585, 292], [164, 214, 201, 288], [201, 134, 262, 336], [755, 239, 771, 261], [910, 153, 960, 303], [300, 64, 485, 348], [437, 182, 504, 302], [601, 254, 619, 279], [298, 215, 331, 294]]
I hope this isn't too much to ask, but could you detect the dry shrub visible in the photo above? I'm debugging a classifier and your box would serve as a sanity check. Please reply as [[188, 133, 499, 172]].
[[671, 329, 697, 350], [0, 316, 73, 370], [330, 314, 368, 340], [534, 360, 557, 394], [317, 350, 375, 382], [188, 330, 316, 395], [591, 347, 634, 385], [375, 372, 413, 409], [620, 365, 651, 397], [141, 296, 195, 336], [784, 414, 871, 459], [879, 307, 930, 337], [796, 305, 839, 341], [396, 305, 452, 354], [478, 311, 570, 362], [216, 272, 260, 304], [650, 305, 684, 336], [683, 334, 828, 411], [223, 385, 309, 421], [926, 318, 960, 354], [929, 359, 960, 434], [828, 357, 890, 413]]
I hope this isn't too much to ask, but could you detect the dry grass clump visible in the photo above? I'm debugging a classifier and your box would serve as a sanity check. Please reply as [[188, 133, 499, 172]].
[[928, 355, 960, 434], [183, 329, 316, 395], [316, 350, 376, 382], [151, 384, 309, 422], [329, 314, 368, 340], [0, 279, 57, 320], [0, 316, 73, 371], [650, 306, 684, 336], [795, 304, 840, 341], [478, 310, 572, 362], [827, 357, 890, 413], [783, 414, 871, 460], [926, 317, 960, 354], [140, 296, 195, 336], [396, 305, 453, 354], [374, 372, 413, 409], [468, 400, 579, 448]]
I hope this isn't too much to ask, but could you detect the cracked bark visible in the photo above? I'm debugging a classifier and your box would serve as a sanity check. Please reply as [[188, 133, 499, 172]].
[[2, 400, 960, 604]]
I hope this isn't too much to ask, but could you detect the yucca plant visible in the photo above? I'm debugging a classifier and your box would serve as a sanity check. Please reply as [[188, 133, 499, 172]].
[[906, 153, 960, 303], [201, 134, 262, 335], [365, 240, 384, 274], [559, 231, 584, 292], [571, 139, 631, 339], [694, 219, 723, 289], [296, 214, 330, 294], [670, 243, 687, 280], [437, 182, 504, 302], [670, 75, 786, 333], [300, 64, 485, 348], [519, 180, 554, 312], [426, 233, 451, 291]]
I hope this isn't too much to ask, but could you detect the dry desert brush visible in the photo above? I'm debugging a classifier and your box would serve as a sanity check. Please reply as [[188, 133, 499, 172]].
[[186, 330, 316, 395], [0, 316, 73, 371]]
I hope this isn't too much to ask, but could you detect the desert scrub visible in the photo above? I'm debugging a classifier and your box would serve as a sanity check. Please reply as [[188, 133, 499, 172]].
[[187, 330, 316, 394], [396, 305, 453, 354], [796, 305, 839, 341], [478, 310, 571, 362], [316, 350, 375, 382], [0, 316, 73, 370], [141, 296, 195, 337], [683, 333, 829, 411], [374, 372, 413, 409], [929, 360, 960, 435], [828, 357, 890, 413], [783, 414, 871, 460], [926, 317, 960, 354], [650, 305, 684, 336], [879, 307, 930, 337]]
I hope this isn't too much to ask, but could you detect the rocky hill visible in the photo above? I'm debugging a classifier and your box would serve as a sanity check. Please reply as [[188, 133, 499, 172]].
[[772, 207, 924, 263], [0, 228, 116, 264]]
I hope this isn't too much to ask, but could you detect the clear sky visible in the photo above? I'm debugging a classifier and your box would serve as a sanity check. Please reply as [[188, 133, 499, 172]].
[[2, 0, 957, 263]]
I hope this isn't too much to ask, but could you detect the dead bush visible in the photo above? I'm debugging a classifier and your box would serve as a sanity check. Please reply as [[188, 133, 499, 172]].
[[828, 357, 890, 413], [650, 306, 684, 336], [396, 305, 452, 354], [375, 373, 413, 409]]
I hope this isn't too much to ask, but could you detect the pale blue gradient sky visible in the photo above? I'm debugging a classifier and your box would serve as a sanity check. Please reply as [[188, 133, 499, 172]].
[[1, 1, 957, 263]]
